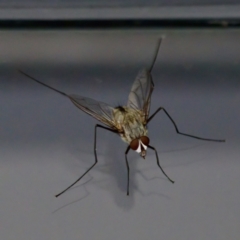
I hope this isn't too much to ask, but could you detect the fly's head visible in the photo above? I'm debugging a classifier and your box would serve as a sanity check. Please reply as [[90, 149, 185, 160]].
[[129, 136, 150, 159]]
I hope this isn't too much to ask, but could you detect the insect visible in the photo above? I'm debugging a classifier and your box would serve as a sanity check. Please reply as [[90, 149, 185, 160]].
[[19, 38, 225, 197]]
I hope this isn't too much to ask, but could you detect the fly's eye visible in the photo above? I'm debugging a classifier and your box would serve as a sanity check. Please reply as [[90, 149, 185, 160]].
[[130, 139, 139, 150], [140, 136, 150, 146]]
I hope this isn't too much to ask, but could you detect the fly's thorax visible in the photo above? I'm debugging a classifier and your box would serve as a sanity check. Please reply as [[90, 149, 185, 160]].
[[113, 106, 147, 143]]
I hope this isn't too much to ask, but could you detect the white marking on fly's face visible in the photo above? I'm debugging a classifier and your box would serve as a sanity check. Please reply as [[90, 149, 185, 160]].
[[135, 140, 148, 153]]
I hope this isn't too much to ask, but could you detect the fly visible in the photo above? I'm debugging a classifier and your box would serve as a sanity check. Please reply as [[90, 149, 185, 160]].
[[19, 38, 225, 197]]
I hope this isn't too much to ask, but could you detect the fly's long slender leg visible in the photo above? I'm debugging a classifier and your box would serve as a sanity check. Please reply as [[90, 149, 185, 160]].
[[149, 38, 163, 73], [147, 107, 225, 142], [125, 146, 130, 195], [19, 70, 68, 97], [55, 124, 117, 198], [148, 145, 175, 183]]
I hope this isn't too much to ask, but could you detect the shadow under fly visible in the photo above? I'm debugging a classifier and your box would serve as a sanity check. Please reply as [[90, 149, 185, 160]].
[[19, 38, 225, 197]]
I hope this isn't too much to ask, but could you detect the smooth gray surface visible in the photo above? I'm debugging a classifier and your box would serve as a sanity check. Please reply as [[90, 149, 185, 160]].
[[1, 5, 240, 20], [0, 1, 240, 19], [0, 0, 239, 7], [1, 30, 240, 240]]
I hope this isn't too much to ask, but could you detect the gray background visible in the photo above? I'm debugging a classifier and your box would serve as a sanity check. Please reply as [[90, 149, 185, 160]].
[[0, 1, 240, 19], [0, 0, 239, 7], [1, 29, 240, 240]]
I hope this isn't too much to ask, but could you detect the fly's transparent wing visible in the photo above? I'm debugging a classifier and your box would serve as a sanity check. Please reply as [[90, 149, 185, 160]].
[[127, 38, 162, 120], [127, 69, 153, 120], [69, 94, 116, 129]]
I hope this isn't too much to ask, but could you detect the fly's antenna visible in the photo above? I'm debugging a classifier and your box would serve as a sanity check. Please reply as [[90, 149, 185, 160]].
[[148, 37, 164, 73], [19, 70, 68, 97]]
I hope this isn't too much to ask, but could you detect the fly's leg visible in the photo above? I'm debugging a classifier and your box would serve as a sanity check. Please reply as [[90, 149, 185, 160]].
[[147, 107, 225, 142], [125, 146, 130, 195], [149, 38, 163, 73], [148, 145, 174, 183], [55, 124, 117, 197]]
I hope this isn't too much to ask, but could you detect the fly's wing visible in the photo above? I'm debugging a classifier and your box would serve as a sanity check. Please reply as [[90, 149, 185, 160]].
[[127, 69, 153, 120], [127, 38, 162, 121], [69, 94, 116, 129]]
